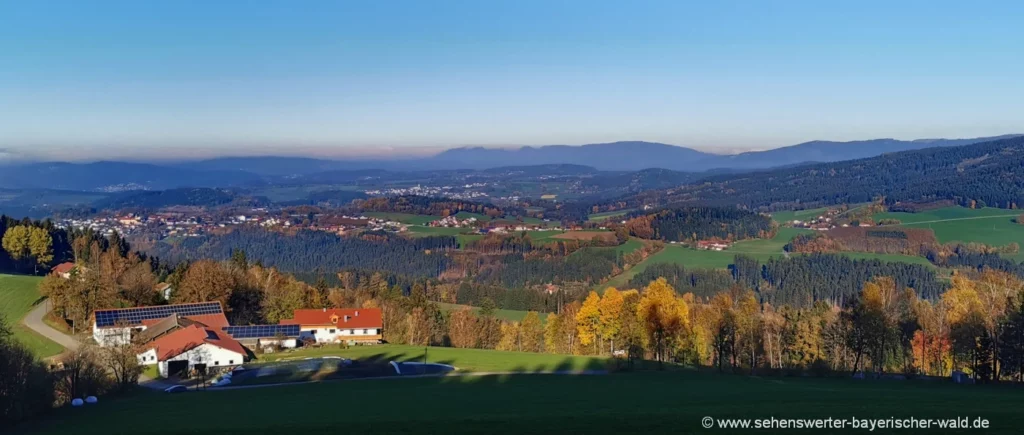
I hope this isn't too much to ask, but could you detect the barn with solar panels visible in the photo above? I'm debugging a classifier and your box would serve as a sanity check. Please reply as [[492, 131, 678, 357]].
[[92, 302, 228, 346], [222, 324, 300, 350]]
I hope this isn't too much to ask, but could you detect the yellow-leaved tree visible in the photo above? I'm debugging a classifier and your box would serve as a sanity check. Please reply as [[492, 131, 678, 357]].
[[598, 287, 624, 355], [576, 291, 602, 354], [637, 278, 689, 368]]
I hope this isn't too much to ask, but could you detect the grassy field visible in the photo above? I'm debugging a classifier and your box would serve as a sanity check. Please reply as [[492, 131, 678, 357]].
[[597, 228, 931, 292], [525, 230, 566, 242], [587, 208, 634, 222], [873, 206, 1024, 261], [363, 212, 442, 225], [22, 366, 1024, 434], [0, 274, 63, 358], [405, 225, 472, 237], [437, 303, 536, 323], [257, 344, 598, 370]]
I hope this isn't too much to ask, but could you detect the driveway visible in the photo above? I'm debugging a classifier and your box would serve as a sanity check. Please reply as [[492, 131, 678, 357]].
[[23, 299, 80, 352]]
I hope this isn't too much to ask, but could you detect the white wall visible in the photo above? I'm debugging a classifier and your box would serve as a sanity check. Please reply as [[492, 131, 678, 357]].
[[136, 348, 158, 366], [158, 343, 244, 378], [93, 324, 137, 347], [300, 326, 381, 343]]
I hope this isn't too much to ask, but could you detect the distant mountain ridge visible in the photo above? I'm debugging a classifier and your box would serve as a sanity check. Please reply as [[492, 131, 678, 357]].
[[430, 135, 1020, 171], [0, 135, 1017, 191]]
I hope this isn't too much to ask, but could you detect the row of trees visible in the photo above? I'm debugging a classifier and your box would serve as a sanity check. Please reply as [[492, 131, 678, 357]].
[[627, 254, 946, 309], [451, 269, 1024, 382]]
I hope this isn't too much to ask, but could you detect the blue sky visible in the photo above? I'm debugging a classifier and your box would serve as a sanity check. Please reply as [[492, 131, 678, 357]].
[[1, 0, 1022, 160]]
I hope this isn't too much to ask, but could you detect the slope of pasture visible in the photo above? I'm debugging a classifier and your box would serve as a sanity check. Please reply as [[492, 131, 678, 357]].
[[770, 206, 831, 223], [0, 274, 63, 358], [587, 208, 634, 222], [873, 206, 1024, 261], [24, 367, 1024, 434], [405, 226, 471, 237], [259, 344, 584, 370], [436, 302, 534, 323], [362, 212, 442, 225], [597, 228, 931, 292]]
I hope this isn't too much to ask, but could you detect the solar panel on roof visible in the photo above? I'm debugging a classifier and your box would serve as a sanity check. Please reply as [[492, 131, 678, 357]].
[[94, 302, 223, 328], [222, 324, 300, 339]]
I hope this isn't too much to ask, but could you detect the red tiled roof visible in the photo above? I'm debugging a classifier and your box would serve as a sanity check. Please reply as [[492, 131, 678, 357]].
[[146, 325, 246, 362], [279, 308, 382, 329], [51, 262, 75, 274], [138, 313, 228, 329], [184, 313, 230, 329]]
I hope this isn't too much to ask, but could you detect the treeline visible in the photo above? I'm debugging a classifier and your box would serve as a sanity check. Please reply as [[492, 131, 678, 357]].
[[929, 245, 1024, 279], [479, 248, 625, 289], [787, 228, 937, 256], [354, 195, 504, 218], [628, 254, 946, 308], [146, 229, 455, 278], [622, 206, 774, 242], [366, 268, 1024, 385], [91, 188, 248, 211]]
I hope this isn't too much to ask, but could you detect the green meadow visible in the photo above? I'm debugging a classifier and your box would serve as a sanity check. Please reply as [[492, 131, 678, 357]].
[[20, 347, 1024, 435], [0, 274, 63, 358], [873, 206, 1024, 261]]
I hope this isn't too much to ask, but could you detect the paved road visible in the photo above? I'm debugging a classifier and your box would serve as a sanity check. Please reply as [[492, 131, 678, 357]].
[[23, 299, 80, 352]]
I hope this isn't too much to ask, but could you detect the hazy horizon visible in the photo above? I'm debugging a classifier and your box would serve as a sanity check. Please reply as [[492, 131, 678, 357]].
[[3, 134, 1022, 164], [3, 1, 1023, 161]]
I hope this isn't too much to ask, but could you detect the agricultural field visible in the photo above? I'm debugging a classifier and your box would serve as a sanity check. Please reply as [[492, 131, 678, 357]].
[[436, 303, 536, 323], [258, 344, 593, 370], [405, 226, 472, 237], [551, 230, 615, 242], [0, 274, 63, 358], [597, 228, 932, 292], [587, 208, 634, 222], [453, 211, 492, 221], [362, 212, 443, 225], [22, 363, 1024, 434], [524, 230, 567, 242], [873, 206, 1024, 261]]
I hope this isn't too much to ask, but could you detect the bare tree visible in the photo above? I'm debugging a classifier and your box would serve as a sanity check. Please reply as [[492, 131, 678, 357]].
[[103, 343, 144, 391], [54, 344, 110, 403]]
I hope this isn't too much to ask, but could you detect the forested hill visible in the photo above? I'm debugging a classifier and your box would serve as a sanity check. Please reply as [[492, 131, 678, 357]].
[[610, 135, 1024, 212], [623, 207, 774, 242], [146, 229, 456, 277]]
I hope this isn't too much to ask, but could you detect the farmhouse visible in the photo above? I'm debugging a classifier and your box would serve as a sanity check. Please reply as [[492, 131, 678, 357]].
[[137, 324, 246, 378], [279, 308, 383, 345], [696, 240, 731, 251], [92, 302, 229, 346], [51, 262, 77, 279]]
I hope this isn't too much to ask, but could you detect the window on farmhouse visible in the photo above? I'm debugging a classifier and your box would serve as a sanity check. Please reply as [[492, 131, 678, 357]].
[[329, 329, 336, 333]]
